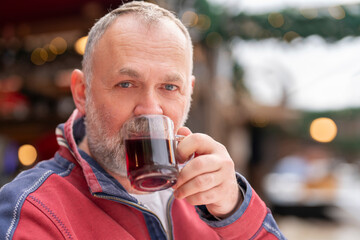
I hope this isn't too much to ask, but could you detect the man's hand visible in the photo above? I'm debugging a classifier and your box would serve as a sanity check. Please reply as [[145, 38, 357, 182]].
[[173, 127, 242, 219]]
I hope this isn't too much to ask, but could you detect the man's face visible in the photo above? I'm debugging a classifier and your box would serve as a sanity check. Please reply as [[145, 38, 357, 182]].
[[84, 15, 194, 176]]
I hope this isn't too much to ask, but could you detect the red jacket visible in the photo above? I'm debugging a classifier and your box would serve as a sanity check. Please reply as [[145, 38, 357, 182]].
[[0, 110, 285, 239]]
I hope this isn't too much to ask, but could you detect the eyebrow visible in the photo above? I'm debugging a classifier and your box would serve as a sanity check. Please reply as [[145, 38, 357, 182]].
[[118, 68, 140, 78], [118, 67, 185, 84], [164, 73, 185, 84]]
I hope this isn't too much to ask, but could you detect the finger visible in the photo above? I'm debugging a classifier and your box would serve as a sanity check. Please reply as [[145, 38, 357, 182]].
[[174, 171, 221, 200], [180, 184, 224, 206], [176, 133, 223, 164], [175, 154, 221, 188]]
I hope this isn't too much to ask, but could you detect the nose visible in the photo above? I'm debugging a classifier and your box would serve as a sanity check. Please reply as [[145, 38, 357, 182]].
[[133, 90, 163, 116]]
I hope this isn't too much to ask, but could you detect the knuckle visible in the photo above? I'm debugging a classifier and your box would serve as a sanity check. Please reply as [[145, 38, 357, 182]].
[[217, 142, 227, 151], [224, 157, 235, 168], [192, 157, 206, 171], [194, 176, 206, 188], [193, 133, 214, 144], [216, 142, 230, 157], [194, 174, 212, 188], [192, 133, 204, 142]]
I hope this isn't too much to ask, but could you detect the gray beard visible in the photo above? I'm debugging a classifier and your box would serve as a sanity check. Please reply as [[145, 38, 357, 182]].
[[85, 99, 127, 176]]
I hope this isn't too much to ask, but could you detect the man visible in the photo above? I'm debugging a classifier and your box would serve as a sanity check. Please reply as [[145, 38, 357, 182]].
[[0, 1, 285, 239]]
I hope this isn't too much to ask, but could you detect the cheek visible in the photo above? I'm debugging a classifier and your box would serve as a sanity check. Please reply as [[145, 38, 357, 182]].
[[90, 101, 124, 135], [104, 109, 131, 134], [87, 83, 137, 135], [165, 98, 188, 130]]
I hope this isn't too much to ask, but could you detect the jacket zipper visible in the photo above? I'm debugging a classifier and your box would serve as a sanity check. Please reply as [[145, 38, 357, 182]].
[[93, 193, 173, 240], [166, 194, 175, 240]]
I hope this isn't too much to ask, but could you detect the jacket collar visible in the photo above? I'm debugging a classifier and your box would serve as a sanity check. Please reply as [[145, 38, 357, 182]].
[[56, 109, 136, 202]]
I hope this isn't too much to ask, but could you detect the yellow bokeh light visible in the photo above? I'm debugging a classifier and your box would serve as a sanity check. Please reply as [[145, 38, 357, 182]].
[[300, 8, 318, 19], [48, 43, 58, 55], [43, 44, 56, 62], [283, 31, 300, 42], [31, 48, 48, 65], [268, 13, 284, 28], [18, 144, 37, 166], [328, 6, 346, 20], [182, 11, 198, 27], [310, 117, 337, 143], [50, 37, 67, 55], [196, 14, 211, 31], [75, 36, 88, 55]]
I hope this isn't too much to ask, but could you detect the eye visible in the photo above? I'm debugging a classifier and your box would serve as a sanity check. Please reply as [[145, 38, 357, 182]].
[[118, 82, 133, 88], [164, 84, 178, 91]]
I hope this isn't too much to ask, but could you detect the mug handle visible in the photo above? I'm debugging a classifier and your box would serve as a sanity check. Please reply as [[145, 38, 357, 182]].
[[175, 135, 194, 169]]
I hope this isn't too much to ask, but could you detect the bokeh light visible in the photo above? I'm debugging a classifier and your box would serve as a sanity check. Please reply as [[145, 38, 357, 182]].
[[310, 117, 337, 143], [43, 44, 56, 62], [268, 13, 284, 28], [31, 48, 48, 65], [300, 8, 318, 19], [182, 11, 198, 27], [74, 36, 88, 55], [196, 14, 211, 31], [48, 43, 58, 55], [328, 6, 346, 20], [50, 37, 67, 55], [18, 144, 37, 166], [283, 31, 300, 42]]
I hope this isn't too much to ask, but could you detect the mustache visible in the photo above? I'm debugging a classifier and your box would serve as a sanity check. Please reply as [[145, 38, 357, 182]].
[[121, 115, 173, 139]]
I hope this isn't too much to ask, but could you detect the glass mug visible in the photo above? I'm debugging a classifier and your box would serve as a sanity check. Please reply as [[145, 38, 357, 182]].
[[122, 115, 184, 192]]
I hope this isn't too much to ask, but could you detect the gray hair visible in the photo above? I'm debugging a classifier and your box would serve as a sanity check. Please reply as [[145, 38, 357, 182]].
[[82, 1, 193, 88]]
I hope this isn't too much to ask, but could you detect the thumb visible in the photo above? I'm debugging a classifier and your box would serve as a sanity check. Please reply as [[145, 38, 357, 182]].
[[176, 126, 192, 137]]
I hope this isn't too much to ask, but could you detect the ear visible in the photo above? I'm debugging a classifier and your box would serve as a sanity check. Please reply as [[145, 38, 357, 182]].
[[70, 69, 87, 115], [190, 75, 195, 93]]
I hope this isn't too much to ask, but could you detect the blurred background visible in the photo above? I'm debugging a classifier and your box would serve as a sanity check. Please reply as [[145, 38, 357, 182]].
[[1, 0, 360, 239]]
